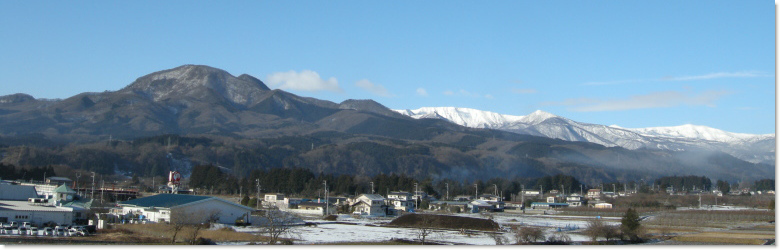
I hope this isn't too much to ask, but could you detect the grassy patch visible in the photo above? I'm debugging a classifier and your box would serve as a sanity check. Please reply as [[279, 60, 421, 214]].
[[387, 214, 499, 231]]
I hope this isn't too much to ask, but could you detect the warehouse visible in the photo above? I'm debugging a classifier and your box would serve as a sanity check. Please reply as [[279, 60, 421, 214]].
[[116, 193, 254, 225]]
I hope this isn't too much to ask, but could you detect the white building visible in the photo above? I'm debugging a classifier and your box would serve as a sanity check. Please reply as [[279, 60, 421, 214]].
[[0, 183, 85, 226], [351, 194, 387, 216], [116, 194, 254, 225]]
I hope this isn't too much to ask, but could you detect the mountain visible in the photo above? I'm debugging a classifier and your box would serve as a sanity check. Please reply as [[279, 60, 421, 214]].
[[0, 65, 772, 185], [394, 107, 775, 165]]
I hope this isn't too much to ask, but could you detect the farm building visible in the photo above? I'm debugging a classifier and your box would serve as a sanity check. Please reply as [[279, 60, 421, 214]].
[[115, 194, 254, 225]]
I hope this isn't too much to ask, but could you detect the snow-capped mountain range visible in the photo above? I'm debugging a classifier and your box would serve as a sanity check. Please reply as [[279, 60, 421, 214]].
[[394, 107, 775, 165]]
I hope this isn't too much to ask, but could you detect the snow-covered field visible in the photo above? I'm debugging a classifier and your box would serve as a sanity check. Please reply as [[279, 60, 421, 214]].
[[225, 212, 618, 245]]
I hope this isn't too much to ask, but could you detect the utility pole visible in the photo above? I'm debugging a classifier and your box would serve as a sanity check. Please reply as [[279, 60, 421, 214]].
[[561, 184, 565, 198], [580, 184, 583, 196], [414, 183, 419, 209], [152, 176, 155, 193], [255, 179, 260, 209], [76, 173, 81, 197], [101, 179, 105, 203], [698, 193, 702, 208], [494, 184, 498, 196], [474, 184, 478, 199], [370, 182, 374, 194], [91, 172, 95, 200], [323, 180, 329, 215], [612, 184, 616, 195], [445, 183, 449, 201], [521, 185, 525, 206]]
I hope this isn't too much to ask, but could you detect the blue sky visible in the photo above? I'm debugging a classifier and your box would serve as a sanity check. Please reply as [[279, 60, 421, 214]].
[[0, 1, 774, 134]]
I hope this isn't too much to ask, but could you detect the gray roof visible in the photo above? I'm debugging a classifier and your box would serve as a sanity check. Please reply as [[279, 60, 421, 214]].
[[47, 177, 73, 182], [0, 184, 38, 201], [119, 194, 254, 211], [119, 194, 214, 208], [360, 194, 385, 201]]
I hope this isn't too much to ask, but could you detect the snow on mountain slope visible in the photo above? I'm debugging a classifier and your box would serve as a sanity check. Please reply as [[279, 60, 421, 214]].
[[630, 124, 774, 143], [393, 107, 775, 164]]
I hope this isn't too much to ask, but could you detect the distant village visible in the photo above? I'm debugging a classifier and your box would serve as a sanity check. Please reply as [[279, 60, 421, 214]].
[[0, 170, 773, 238]]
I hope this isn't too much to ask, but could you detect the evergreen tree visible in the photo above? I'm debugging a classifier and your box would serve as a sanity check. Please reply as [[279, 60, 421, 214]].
[[620, 208, 642, 242]]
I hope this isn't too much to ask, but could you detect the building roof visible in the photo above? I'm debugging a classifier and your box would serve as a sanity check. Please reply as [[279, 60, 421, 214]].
[[54, 184, 76, 194], [0, 200, 74, 212], [119, 194, 213, 208], [388, 192, 411, 196], [298, 201, 327, 208], [430, 201, 469, 205], [47, 177, 73, 182], [531, 202, 570, 206], [359, 194, 385, 201], [0, 184, 38, 201]]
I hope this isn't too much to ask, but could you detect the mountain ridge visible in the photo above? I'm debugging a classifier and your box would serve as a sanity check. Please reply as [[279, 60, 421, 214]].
[[393, 107, 775, 164]]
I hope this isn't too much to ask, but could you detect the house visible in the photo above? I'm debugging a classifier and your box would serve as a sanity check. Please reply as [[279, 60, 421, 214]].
[[522, 190, 541, 197], [593, 202, 613, 209], [566, 194, 586, 207], [45, 177, 74, 187], [428, 201, 469, 213], [351, 194, 388, 216], [530, 202, 569, 209], [586, 189, 601, 199], [297, 201, 327, 211], [387, 191, 413, 201], [479, 194, 501, 202], [263, 193, 286, 208], [116, 194, 254, 225], [546, 196, 562, 203], [468, 199, 505, 213]]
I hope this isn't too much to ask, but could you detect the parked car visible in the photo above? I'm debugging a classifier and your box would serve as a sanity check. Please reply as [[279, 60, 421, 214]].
[[22, 222, 31, 229], [43, 227, 53, 236], [18, 227, 27, 235], [54, 226, 66, 236], [29, 227, 38, 236], [9, 221, 18, 228]]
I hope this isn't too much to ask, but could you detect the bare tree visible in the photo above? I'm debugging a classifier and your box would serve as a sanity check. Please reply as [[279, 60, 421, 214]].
[[168, 209, 221, 244], [415, 214, 435, 245], [513, 226, 545, 244], [258, 206, 300, 244], [186, 210, 221, 244], [546, 231, 572, 244], [584, 219, 605, 242]]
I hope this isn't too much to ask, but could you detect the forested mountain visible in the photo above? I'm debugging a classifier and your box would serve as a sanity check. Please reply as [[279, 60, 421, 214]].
[[0, 65, 772, 185]]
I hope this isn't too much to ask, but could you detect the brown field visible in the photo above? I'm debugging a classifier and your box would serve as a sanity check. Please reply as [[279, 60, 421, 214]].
[[116, 223, 269, 243], [672, 231, 774, 245]]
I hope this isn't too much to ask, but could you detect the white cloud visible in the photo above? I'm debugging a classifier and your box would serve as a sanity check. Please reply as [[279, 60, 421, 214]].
[[443, 90, 455, 96], [484, 94, 494, 99], [582, 71, 769, 86], [416, 88, 429, 97], [546, 90, 732, 112], [511, 88, 538, 94], [266, 70, 342, 92], [661, 71, 768, 81], [355, 79, 392, 97]]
